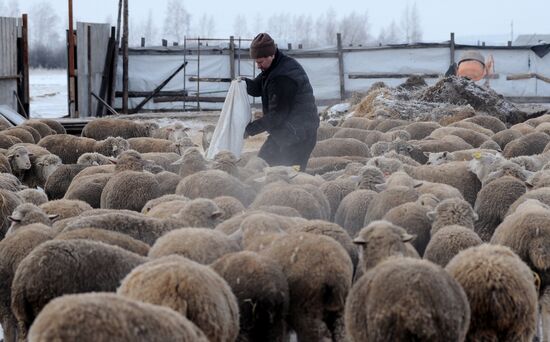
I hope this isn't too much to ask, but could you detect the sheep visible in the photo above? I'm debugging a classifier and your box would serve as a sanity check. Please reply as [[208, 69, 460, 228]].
[[511, 122, 536, 135], [383, 150, 421, 166], [311, 138, 371, 158], [383, 202, 432, 256], [482, 160, 533, 186], [211, 251, 290, 342], [23, 153, 62, 188], [416, 193, 441, 209], [145, 200, 189, 219], [16, 188, 48, 206], [504, 132, 550, 158], [55, 228, 150, 256], [6, 203, 58, 237], [81, 118, 157, 140], [428, 197, 478, 235], [345, 257, 470, 342], [364, 186, 419, 226], [340, 117, 371, 130], [38, 199, 92, 222], [424, 225, 482, 267], [445, 244, 538, 341], [173, 147, 209, 178], [510, 153, 550, 172], [176, 169, 256, 207], [491, 128, 523, 149], [141, 194, 189, 214], [172, 198, 228, 228], [402, 161, 481, 206], [333, 128, 409, 146], [0, 173, 23, 192], [320, 178, 357, 221], [64, 173, 112, 208], [425, 149, 501, 165], [38, 134, 129, 164], [0, 133, 20, 150], [148, 227, 240, 264], [141, 152, 181, 173], [410, 135, 474, 153], [117, 256, 240, 342], [0, 153, 12, 173], [11, 239, 147, 340], [35, 118, 66, 134], [251, 182, 324, 220], [377, 170, 421, 190], [479, 138, 502, 151], [127, 137, 186, 155], [254, 205, 302, 217], [505, 188, 550, 217], [372, 119, 408, 132], [402, 121, 441, 140], [234, 213, 293, 251], [464, 115, 506, 133], [429, 126, 491, 148], [354, 220, 419, 274], [306, 156, 353, 174], [2, 127, 34, 144], [28, 293, 209, 342], [153, 171, 181, 196], [0, 226, 54, 342], [213, 195, 245, 220], [76, 152, 113, 166], [260, 232, 353, 341], [6, 145, 32, 178], [349, 165, 385, 191], [449, 120, 494, 137], [0, 189, 22, 238], [211, 150, 243, 178], [317, 122, 341, 141], [100, 170, 161, 212], [365, 156, 403, 175], [334, 190, 377, 237], [21, 120, 56, 138], [318, 162, 363, 181], [201, 123, 216, 152], [13, 125, 40, 143], [44, 164, 87, 200], [474, 176, 526, 241], [152, 121, 189, 141]]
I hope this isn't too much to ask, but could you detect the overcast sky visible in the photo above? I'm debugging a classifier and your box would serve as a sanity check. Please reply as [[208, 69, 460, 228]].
[[8, 0, 550, 43]]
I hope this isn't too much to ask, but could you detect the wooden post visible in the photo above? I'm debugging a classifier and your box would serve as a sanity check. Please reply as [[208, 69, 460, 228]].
[[21, 14, 29, 117], [336, 33, 345, 101], [67, 0, 77, 118], [229, 36, 235, 79], [96, 26, 116, 117], [108, 0, 123, 113], [298, 44, 303, 49], [288, 43, 292, 50], [173, 42, 178, 46], [482, 42, 486, 47], [197, 37, 201, 111], [122, 0, 129, 114], [141, 37, 145, 47], [87, 25, 93, 117], [450, 32, 455, 65], [508, 41, 512, 47], [162, 39, 167, 47]]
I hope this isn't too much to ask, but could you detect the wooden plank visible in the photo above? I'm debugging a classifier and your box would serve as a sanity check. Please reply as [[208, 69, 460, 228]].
[[108, 0, 123, 112], [188, 77, 232, 83], [507, 73, 550, 84], [96, 28, 116, 116], [348, 73, 441, 79], [87, 25, 93, 116], [20, 14, 29, 117], [122, 0, 129, 114], [229, 36, 235, 79], [506, 96, 550, 104], [336, 33, 345, 101], [115, 90, 187, 97], [0, 17, 18, 112], [68, 0, 77, 118], [450, 32, 455, 65], [153, 96, 225, 103]]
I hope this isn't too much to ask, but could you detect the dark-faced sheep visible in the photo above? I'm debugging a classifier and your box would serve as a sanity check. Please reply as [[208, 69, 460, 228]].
[[261, 232, 353, 341], [423, 225, 482, 267], [11, 239, 147, 340], [23, 153, 62, 188], [345, 257, 470, 342], [446, 244, 538, 341], [211, 251, 289, 342], [117, 256, 240, 342], [28, 293, 209, 342]]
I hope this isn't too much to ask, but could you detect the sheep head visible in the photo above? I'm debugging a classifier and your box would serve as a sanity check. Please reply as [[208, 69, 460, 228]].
[[7, 146, 32, 171]]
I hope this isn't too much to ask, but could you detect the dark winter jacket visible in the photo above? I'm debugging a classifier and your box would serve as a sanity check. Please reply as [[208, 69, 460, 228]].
[[245, 49, 319, 147]]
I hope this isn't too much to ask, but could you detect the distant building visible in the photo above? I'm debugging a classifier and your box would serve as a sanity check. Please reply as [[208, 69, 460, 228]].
[[514, 34, 550, 46]]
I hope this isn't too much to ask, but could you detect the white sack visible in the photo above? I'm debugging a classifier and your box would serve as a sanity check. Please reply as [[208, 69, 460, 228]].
[[206, 80, 252, 159]]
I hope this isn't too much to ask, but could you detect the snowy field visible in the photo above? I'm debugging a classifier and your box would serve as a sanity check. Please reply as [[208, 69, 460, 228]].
[[29, 68, 68, 119]]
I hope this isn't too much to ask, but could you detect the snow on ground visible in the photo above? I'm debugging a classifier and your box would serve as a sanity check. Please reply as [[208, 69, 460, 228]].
[[29, 68, 68, 119]]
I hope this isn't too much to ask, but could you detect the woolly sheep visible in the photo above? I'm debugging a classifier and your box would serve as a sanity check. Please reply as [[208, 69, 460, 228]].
[[76, 152, 113, 166], [428, 197, 478, 235], [140, 152, 181, 173], [177, 169, 256, 206], [479, 139, 502, 151], [410, 135, 474, 154], [365, 156, 403, 175], [145, 200, 189, 219], [201, 124, 216, 152], [482, 160, 533, 186], [345, 257, 470, 342], [425, 149, 500, 165], [81, 118, 157, 140], [319, 179, 357, 221], [372, 119, 408, 132], [29, 293, 208, 342], [213, 196, 245, 220], [173, 147, 209, 178], [152, 121, 189, 141], [311, 138, 371, 158], [334, 189, 377, 237], [64, 173, 112, 208], [141, 194, 189, 214], [503, 132, 550, 158], [449, 120, 494, 137], [2, 127, 34, 144], [211, 251, 289, 342], [429, 126, 491, 147], [340, 117, 371, 130], [23, 153, 62, 188], [0, 189, 22, 238], [446, 244, 538, 341], [0, 153, 11, 173], [16, 188, 48, 206], [423, 225, 482, 267], [44, 164, 87, 200], [148, 227, 239, 264], [11, 239, 147, 340], [416, 193, 441, 209], [511, 122, 536, 134], [127, 137, 186, 155], [55, 228, 150, 256], [306, 156, 353, 174], [153, 171, 182, 196], [251, 182, 324, 220], [35, 118, 66, 134], [6, 203, 58, 237], [377, 170, 422, 190], [6, 145, 32, 178], [353, 220, 419, 273], [117, 256, 240, 342], [383, 202, 432, 256], [0, 173, 23, 192], [38, 135, 129, 164], [0, 226, 54, 342], [505, 188, 550, 217], [234, 213, 291, 251], [13, 125, 41, 143], [402, 121, 441, 140], [474, 175, 526, 241], [402, 161, 481, 206], [0, 133, 21, 150], [491, 128, 523, 149], [510, 153, 550, 172], [464, 115, 506, 133], [364, 186, 419, 225], [260, 232, 353, 341], [100, 170, 161, 211]]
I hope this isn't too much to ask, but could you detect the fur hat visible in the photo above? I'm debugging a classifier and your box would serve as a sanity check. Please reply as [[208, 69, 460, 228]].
[[458, 50, 485, 66], [250, 33, 276, 59]]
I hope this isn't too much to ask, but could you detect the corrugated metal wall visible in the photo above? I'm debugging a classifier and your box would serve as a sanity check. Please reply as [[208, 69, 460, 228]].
[[0, 17, 20, 111]]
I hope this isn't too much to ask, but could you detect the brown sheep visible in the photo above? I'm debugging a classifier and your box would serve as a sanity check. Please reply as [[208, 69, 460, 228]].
[[383, 202, 433, 256], [423, 225, 482, 267], [81, 118, 157, 140], [0, 189, 22, 238], [364, 186, 419, 226], [503, 132, 550, 158], [39, 199, 93, 221], [35, 118, 66, 134], [38, 134, 129, 164], [428, 197, 478, 235], [491, 128, 523, 149], [100, 170, 161, 212], [55, 228, 150, 256], [311, 138, 371, 158], [44, 164, 87, 200]]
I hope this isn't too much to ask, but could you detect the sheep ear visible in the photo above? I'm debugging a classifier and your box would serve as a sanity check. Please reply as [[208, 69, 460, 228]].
[[27, 153, 34, 157], [413, 181, 423, 188], [166, 127, 174, 132], [472, 212, 479, 221], [375, 183, 386, 192], [525, 180, 534, 189], [423, 152, 430, 157], [349, 175, 361, 183], [254, 176, 266, 183], [171, 158, 185, 165], [108, 158, 118, 164], [353, 236, 366, 245], [211, 211, 223, 219], [7, 153, 14, 160], [7, 216, 20, 223], [401, 233, 415, 242], [48, 214, 59, 221], [534, 272, 541, 292], [442, 151, 448, 157], [37, 161, 44, 166], [183, 127, 191, 131], [427, 211, 436, 221]]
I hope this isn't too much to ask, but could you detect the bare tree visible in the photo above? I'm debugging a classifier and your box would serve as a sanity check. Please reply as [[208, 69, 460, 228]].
[[316, 7, 338, 46], [163, 0, 191, 43], [29, 1, 61, 44], [339, 11, 372, 45], [400, 3, 411, 43], [378, 20, 402, 44], [197, 13, 216, 37], [7, 0, 18, 16], [143, 10, 158, 45], [400, 2, 422, 44], [233, 14, 248, 37]]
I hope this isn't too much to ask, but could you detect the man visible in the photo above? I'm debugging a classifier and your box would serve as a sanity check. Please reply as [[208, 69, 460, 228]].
[[445, 50, 494, 83], [243, 33, 319, 171]]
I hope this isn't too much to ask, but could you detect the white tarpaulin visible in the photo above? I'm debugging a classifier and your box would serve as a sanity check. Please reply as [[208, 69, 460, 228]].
[[206, 80, 252, 159]]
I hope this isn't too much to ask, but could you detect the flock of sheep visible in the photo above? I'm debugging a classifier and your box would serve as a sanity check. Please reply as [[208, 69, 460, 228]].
[[0, 98, 549, 342]]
